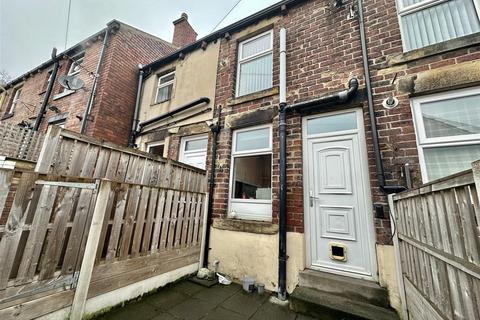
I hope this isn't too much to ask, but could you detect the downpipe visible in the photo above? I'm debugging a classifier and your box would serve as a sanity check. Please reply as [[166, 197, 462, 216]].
[[129, 67, 144, 147], [357, 0, 406, 194], [34, 48, 59, 131], [278, 27, 288, 301]]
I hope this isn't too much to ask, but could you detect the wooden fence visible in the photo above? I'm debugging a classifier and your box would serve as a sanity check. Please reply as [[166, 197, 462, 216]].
[[0, 123, 44, 162], [389, 161, 480, 320], [0, 126, 208, 320]]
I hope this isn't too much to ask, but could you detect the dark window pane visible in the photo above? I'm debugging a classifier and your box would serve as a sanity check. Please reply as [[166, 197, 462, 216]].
[[233, 154, 271, 200], [149, 144, 165, 156]]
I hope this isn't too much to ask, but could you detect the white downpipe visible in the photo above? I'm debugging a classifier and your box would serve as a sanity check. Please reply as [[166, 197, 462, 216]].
[[279, 28, 287, 104]]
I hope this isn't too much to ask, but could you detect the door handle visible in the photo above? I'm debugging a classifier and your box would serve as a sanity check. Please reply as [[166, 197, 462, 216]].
[[309, 191, 319, 207]]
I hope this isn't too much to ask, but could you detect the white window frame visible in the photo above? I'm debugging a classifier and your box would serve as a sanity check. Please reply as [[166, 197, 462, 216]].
[[395, 0, 480, 52], [235, 30, 274, 97], [411, 86, 480, 182], [228, 124, 273, 221], [147, 140, 166, 157], [155, 71, 175, 104], [179, 134, 208, 169], [67, 54, 84, 76], [8, 88, 22, 114]]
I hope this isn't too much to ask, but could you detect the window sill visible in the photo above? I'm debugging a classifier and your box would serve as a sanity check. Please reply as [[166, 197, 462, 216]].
[[53, 90, 75, 101], [1, 113, 14, 120], [212, 218, 278, 235], [150, 99, 171, 107], [388, 33, 480, 66], [227, 87, 278, 106]]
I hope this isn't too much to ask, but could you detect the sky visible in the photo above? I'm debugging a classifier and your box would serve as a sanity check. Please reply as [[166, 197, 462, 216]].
[[0, 0, 279, 79]]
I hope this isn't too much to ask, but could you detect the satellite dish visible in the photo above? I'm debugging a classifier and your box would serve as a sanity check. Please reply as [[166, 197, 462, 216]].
[[58, 75, 85, 91]]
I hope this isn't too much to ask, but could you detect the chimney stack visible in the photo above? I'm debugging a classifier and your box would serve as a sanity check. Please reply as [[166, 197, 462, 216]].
[[172, 13, 197, 48]]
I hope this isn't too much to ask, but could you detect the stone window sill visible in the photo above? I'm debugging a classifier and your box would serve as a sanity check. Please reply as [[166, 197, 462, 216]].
[[53, 89, 75, 101], [227, 87, 278, 106], [388, 33, 480, 66], [212, 218, 278, 235]]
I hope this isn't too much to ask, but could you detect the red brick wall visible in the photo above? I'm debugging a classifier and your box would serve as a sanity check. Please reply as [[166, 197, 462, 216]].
[[1, 23, 175, 147], [87, 25, 176, 145], [212, 1, 365, 235], [0, 41, 102, 132], [211, 0, 480, 244]]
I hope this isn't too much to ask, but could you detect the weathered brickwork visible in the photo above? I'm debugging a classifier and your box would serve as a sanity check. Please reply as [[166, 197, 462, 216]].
[[211, 0, 480, 244], [1, 22, 175, 146]]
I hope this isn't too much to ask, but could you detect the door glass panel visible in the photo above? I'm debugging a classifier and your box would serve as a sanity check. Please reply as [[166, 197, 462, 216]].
[[235, 127, 270, 152], [307, 112, 357, 135], [424, 144, 480, 180], [232, 154, 271, 200], [421, 94, 480, 138]]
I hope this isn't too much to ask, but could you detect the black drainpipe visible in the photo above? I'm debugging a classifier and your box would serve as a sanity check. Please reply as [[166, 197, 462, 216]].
[[129, 68, 144, 147], [357, 0, 406, 193], [138, 97, 210, 129], [278, 102, 287, 301], [81, 27, 110, 134], [33, 48, 59, 131], [202, 105, 221, 268], [288, 78, 359, 112]]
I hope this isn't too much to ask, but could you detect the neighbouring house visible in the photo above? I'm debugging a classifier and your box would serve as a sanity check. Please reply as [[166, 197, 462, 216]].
[[0, 20, 176, 146], [158, 0, 479, 318], [132, 13, 217, 171]]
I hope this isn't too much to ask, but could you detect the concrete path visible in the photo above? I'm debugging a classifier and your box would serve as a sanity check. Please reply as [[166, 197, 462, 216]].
[[93, 279, 315, 320]]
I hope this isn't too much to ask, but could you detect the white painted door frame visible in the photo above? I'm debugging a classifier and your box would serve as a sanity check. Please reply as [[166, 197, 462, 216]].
[[302, 108, 378, 281]]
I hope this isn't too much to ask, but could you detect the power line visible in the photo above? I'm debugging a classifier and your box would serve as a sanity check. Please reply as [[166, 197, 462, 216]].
[[210, 0, 244, 33], [64, 0, 72, 49]]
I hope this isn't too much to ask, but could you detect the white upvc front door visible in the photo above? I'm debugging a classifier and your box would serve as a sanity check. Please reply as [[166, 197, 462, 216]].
[[303, 109, 377, 280]]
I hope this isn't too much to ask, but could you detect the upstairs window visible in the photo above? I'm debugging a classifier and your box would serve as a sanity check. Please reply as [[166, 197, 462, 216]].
[[67, 54, 84, 76], [397, 0, 480, 51], [155, 71, 175, 103], [236, 30, 273, 97], [412, 86, 480, 181], [8, 87, 22, 115]]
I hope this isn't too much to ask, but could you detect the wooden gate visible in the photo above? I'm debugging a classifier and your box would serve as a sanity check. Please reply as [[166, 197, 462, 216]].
[[389, 163, 480, 320], [0, 169, 98, 319]]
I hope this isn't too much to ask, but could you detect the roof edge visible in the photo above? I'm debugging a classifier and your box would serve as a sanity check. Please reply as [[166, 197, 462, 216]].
[[142, 0, 304, 73]]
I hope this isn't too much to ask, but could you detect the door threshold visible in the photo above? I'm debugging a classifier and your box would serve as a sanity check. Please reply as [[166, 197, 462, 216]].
[[308, 265, 376, 282]]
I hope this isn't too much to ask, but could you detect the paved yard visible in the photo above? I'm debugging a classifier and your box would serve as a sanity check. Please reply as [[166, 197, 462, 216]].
[[93, 279, 314, 320]]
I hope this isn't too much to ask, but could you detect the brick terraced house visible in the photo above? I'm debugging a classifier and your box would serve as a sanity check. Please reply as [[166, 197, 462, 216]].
[[0, 20, 176, 146], [133, 0, 480, 318]]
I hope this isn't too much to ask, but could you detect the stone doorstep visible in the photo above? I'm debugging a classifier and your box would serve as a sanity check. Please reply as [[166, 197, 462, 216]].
[[298, 270, 390, 308], [290, 286, 399, 320]]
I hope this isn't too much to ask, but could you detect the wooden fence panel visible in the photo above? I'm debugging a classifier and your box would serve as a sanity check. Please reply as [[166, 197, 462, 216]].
[[0, 169, 98, 316], [391, 168, 480, 320], [0, 123, 45, 162], [35, 127, 207, 193]]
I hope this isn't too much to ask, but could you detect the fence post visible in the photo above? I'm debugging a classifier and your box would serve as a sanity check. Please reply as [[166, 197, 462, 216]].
[[472, 159, 480, 201], [388, 194, 408, 320], [35, 125, 62, 173], [70, 180, 111, 320]]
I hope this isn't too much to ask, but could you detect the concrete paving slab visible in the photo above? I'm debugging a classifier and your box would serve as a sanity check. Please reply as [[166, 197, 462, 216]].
[[251, 300, 297, 320], [143, 289, 190, 311], [100, 301, 158, 320], [200, 307, 248, 320], [172, 281, 207, 296], [221, 290, 270, 317], [169, 297, 218, 320]]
